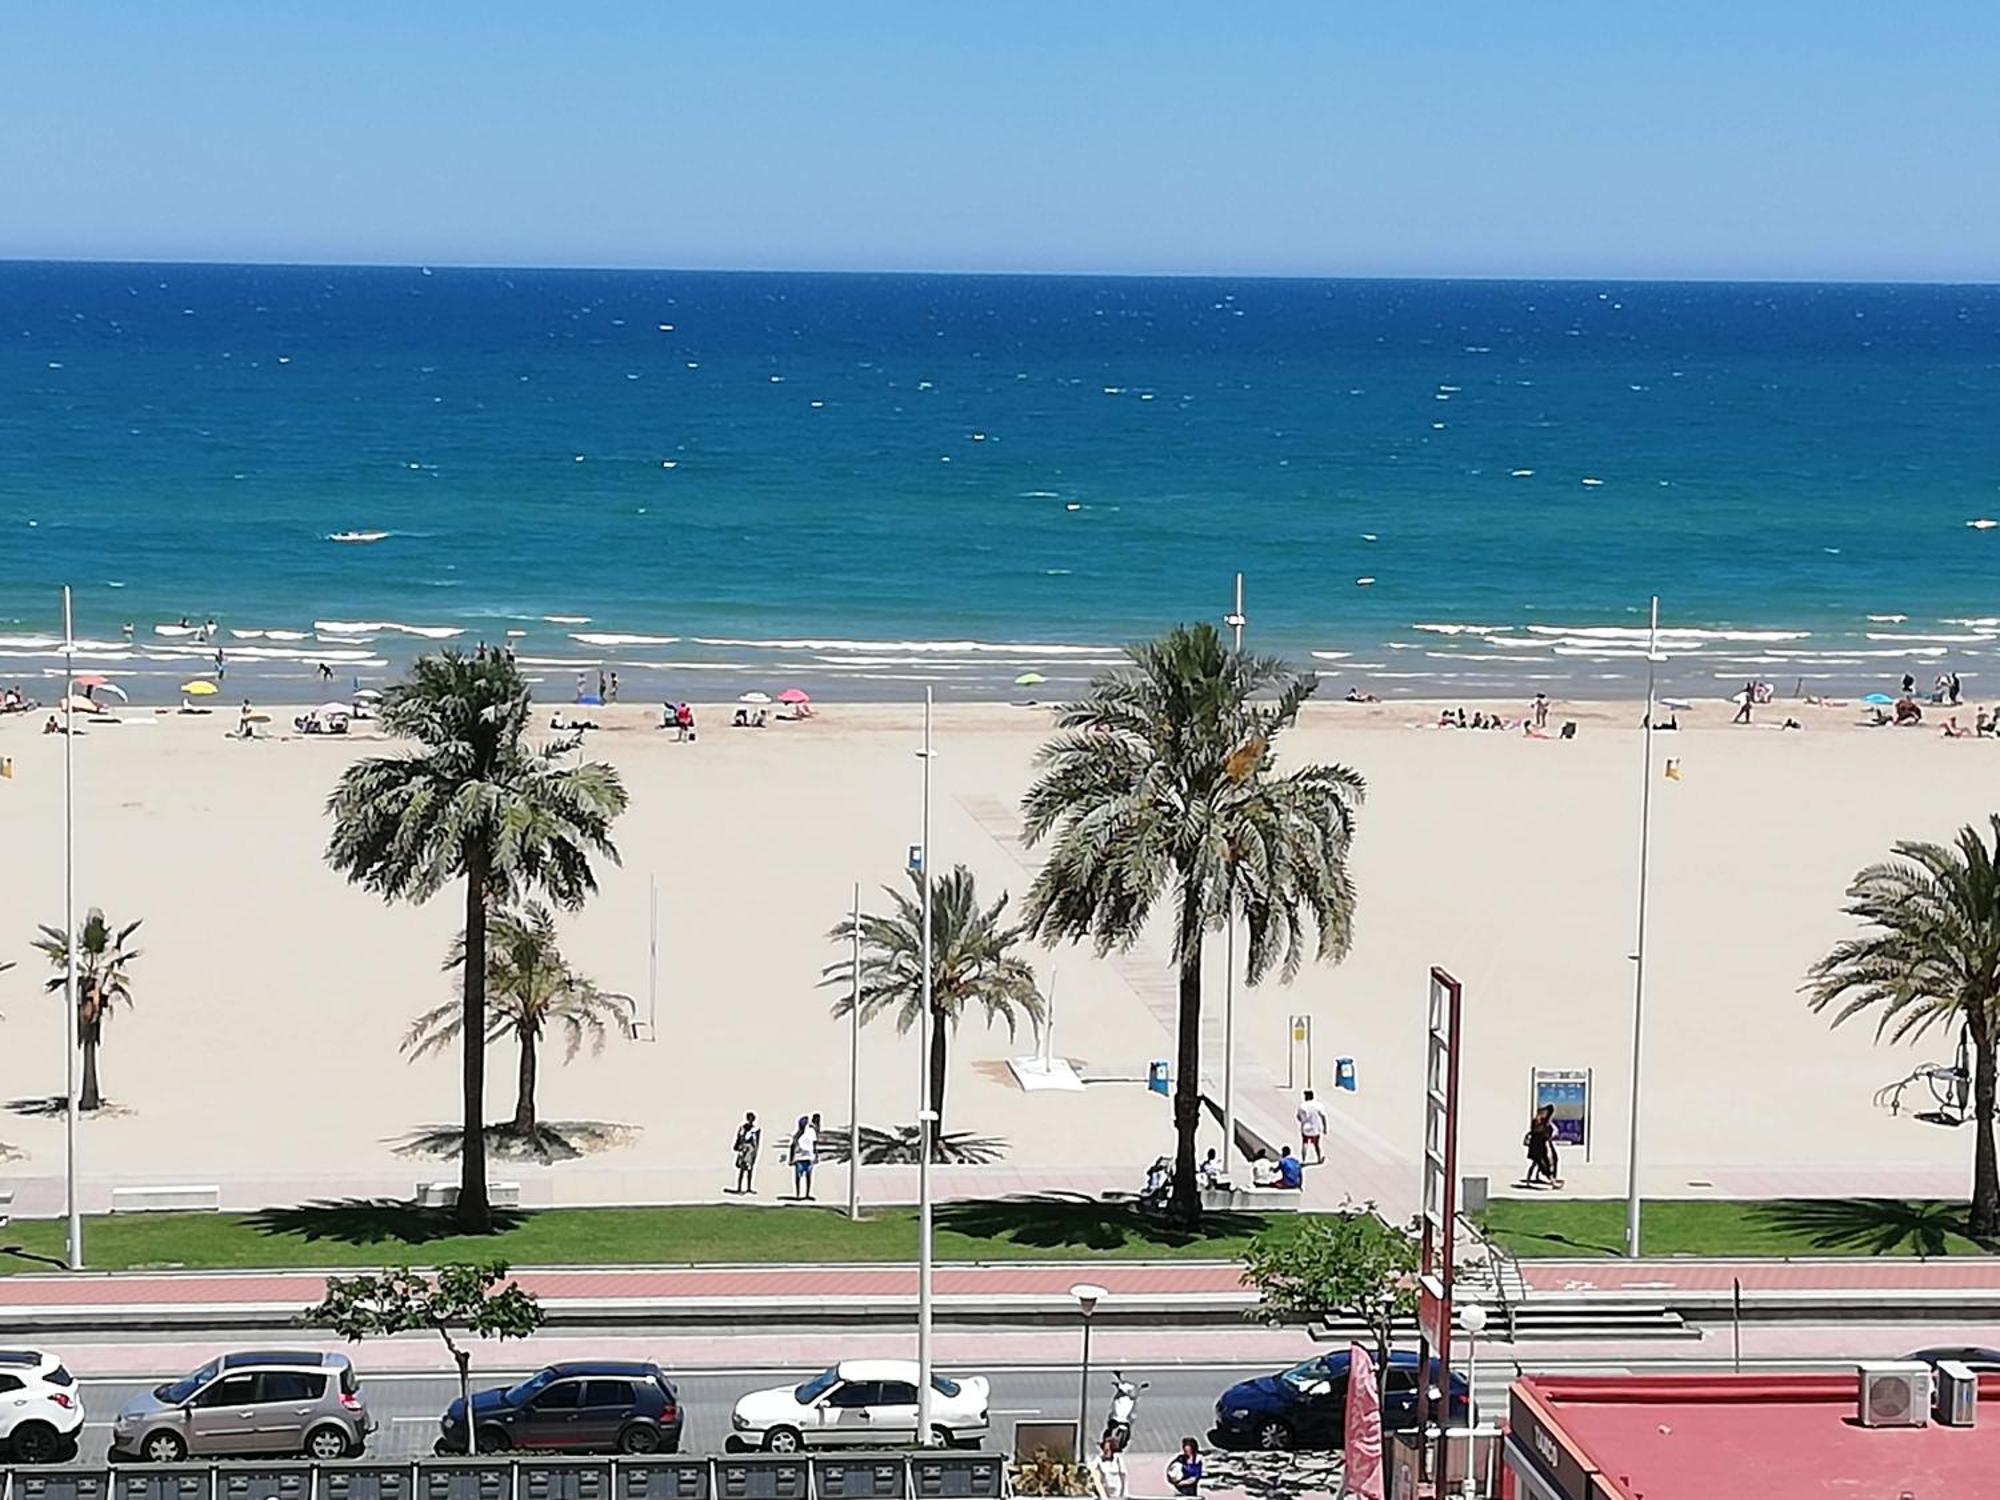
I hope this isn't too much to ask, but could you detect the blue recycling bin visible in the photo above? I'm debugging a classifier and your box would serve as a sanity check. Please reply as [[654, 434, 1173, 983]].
[[1148, 1060, 1169, 1095], [1335, 1057, 1357, 1091]]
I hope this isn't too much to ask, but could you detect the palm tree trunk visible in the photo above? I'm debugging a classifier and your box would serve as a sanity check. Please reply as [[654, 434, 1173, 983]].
[[457, 851, 493, 1234], [1167, 881, 1206, 1227], [79, 1018, 103, 1112], [1972, 1024, 1999, 1241], [513, 1028, 539, 1137], [928, 1006, 949, 1158]]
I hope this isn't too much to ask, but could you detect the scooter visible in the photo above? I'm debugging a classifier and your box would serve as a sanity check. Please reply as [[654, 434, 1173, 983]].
[[1103, 1371, 1149, 1450]]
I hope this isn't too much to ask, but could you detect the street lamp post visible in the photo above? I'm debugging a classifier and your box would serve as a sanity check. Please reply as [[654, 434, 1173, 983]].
[[1070, 1283, 1106, 1459], [1221, 572, 1246, 1175], [916, 688, 937, 1446], [1457, 1302, 1489, 1497], [61, 586, 83, 1271], [1624, 597, 1664, 1259]]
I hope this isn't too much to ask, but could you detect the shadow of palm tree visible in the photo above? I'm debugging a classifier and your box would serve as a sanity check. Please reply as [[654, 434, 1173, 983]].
[[1201, 1450, 1346, 1500], [936, 1192, 1268, 1251], [1, 1242, 69, 1269], [388, 1121, 638, 1164], [243, 1198, 528, 1246], [1749, 1198, 1979, 1256], [7, 1095, 128, 1119], [817, 1125, 1006, 1165]]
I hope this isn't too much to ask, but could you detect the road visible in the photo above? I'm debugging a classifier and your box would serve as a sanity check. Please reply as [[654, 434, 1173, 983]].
[[61, 1364, 1327, 1465]]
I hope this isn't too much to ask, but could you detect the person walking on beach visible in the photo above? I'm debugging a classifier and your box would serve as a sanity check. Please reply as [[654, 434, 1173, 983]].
[[732, 1111, 761, 1194], [608, 672, 619, 702], [1533, 692, 1549, 730], [1525, 1104, 1562, 1188], [1297, 1089, 1327, 1164], [789, 1113, 818, 1200], [1733, 681, 1753, 725], [213, 649, 226, 681], [1165, 1439, 1203, 1498], [1903, 672, 1916, 697], [318, 662, 334, 682]]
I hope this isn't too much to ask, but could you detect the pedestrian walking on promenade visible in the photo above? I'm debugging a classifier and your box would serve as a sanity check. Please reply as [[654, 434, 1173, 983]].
[[1297, 1089, 1327, 1164]]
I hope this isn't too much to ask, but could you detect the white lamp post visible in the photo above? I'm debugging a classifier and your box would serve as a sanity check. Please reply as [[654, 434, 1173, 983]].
[[1625, 597, 1664, 1259], [1457, 1302, 1489, 1497], [916, 687, 937, 1446], [61, 586, 83, 1270], [1070, 1283, 1107, 1458]]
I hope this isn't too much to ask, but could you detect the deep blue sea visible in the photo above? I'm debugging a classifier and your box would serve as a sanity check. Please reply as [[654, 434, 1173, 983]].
[[4, 262, 1999, 702]]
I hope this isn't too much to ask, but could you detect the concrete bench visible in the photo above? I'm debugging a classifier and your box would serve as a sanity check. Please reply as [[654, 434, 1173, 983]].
[[0, 1187, 11, 1227], [1202, 1185, 1302, 1213], [111, 1184, 222, 1213], [416, 1181, 522, 1209]]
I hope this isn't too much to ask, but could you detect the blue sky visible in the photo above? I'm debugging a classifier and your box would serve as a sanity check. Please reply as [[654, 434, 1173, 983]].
[[3, 3, 1994, 279]]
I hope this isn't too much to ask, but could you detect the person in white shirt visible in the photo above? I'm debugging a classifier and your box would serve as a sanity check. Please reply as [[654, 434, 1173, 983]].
[[789, 1114, 818, 1200], [1250, 1152, 1279, 1188], [1297, 1089, 1329, 1164], [1090, 1435, 1128, 1500]]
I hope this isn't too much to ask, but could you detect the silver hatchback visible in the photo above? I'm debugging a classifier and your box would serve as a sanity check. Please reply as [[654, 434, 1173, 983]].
[[112, 1351, 371, 1462]]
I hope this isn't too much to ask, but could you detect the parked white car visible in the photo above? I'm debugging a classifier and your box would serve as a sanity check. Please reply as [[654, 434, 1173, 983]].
[[730, 1361, 990, 1452], [0, 1350, 86, 1464]]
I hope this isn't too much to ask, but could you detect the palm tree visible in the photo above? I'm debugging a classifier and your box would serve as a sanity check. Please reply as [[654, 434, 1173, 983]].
[[824, 865, 1045, 1150], [34, 909, 142, 1111], [326, 652, 627, 1231], [403, 902, 633, 1140], [1805, 815, 2000, 1240], [1020, 623, 1364, 1224]]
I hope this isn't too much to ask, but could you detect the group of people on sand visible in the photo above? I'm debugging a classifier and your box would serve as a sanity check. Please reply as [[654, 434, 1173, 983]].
[[2, 685, 38, 715], [729, 1110, 823, 1200]]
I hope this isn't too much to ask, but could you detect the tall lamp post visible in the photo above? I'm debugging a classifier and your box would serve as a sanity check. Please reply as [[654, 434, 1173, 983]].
[[916, 688, 937, 1446], [1457, 1302, 1488, 1497], [847, 880, 862, 1222], [1624, 597, 1664, 1259], [61, 586, 83, 1271], [1070, 1282, 1106, 1458], [1221, 572, 1246, 1174]]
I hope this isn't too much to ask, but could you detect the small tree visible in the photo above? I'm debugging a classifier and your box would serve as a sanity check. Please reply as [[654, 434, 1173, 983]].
[[35, 909, 141, 1110], [1241, 1210, 1420, 1405], [309, 1262, 543, 1456]]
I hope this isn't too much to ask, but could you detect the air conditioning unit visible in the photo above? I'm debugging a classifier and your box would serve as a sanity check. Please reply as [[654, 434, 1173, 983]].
[[1934, 1360, 1977, 1428], [1858, 1361, 1932, 1428]]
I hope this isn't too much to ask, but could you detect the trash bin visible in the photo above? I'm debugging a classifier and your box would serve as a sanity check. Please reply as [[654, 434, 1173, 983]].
[[1334, 1057, 1357, 1091], [1147, 1061, 1169, 1096]]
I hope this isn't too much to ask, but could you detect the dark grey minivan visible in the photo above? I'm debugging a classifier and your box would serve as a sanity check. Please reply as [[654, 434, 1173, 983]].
[[111, 1351, 371, 1462]]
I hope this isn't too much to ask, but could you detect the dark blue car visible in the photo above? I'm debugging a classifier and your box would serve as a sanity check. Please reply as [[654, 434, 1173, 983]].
[[1212, 1351, 1469, 1452], [437, 1362, 682, 1455]]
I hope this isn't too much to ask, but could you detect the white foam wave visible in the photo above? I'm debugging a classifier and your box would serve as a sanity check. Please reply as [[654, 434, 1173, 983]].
[[1412, 623, 1509, 636], [315, 621, 464, 639], [691, 636, 1113, 656], [1865, 632, 1989, 644], [544, 615, 592, 625], [1524, 625, 1808, 644], [571, 633, 681, 647], [1866, 615, 1908, 624]]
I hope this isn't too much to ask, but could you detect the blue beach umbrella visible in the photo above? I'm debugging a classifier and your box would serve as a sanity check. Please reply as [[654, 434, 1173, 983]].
[[1862, 693, 1894, 705]]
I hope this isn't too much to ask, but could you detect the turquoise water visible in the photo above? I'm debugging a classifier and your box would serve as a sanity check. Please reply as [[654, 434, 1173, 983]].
[[4, 262, 1999, 701]]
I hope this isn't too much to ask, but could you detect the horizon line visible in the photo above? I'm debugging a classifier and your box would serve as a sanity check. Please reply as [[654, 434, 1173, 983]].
[[2, 254, 1996, 289]]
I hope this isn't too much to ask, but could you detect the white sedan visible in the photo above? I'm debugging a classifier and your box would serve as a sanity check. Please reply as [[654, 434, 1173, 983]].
[[730, 1361, 990, 1452]]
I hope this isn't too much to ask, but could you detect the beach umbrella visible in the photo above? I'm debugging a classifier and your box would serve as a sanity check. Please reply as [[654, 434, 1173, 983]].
[[72, 673, 110, 688], [1862, 692, 1894, 705], [352, 688, 384, 701], [316, 702, 353, 717], [181, 680, 219, 696], [93, 682, 128, 701], [1014, 672, 1046, 687], [777, 688, 811, 704], [738, 691, 773, 704]]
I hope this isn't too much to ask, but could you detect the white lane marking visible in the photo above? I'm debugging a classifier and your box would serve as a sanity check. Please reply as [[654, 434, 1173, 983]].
[[991, 1408, 1042, 1415]]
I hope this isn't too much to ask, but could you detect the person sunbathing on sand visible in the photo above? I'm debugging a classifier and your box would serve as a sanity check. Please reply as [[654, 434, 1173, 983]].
[[1344, 686, 1380, 703], [1895, 696, 1924, 726], [1942, 716, 1972, 739]]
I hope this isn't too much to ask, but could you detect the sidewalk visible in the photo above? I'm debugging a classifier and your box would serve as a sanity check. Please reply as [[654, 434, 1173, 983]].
[[0, 1260, 1259, 1330], [1522, 1257, 2000, 1296]]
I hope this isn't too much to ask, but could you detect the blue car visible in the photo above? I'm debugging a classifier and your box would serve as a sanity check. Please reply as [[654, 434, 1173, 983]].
[[1211, 1351, 1469, 1452]]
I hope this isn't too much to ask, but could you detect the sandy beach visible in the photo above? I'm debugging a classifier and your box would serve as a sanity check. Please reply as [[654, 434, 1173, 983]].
[[0, 690, 1994, 1211]]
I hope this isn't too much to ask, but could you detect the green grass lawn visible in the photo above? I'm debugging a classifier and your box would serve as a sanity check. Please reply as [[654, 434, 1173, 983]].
[[0, 1198, 1290, 1274], [1481, 1196, 1995, 1259]]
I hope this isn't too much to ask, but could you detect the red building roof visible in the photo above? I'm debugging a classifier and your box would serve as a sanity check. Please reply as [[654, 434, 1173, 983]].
[[1510, 1373, 2000, 1500]]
